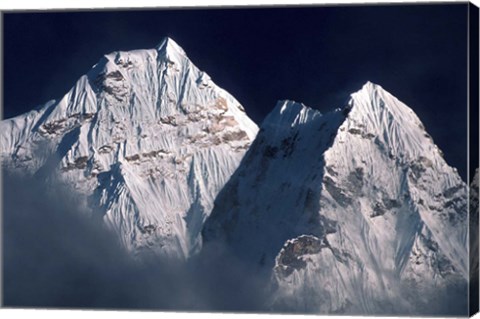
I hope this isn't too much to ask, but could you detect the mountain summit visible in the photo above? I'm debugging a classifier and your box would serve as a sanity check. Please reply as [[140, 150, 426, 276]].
[[156, 36, 186, 54], [1, 37, 469, 315], [0, 38, 258, 259], [203, 82, 468, 314]]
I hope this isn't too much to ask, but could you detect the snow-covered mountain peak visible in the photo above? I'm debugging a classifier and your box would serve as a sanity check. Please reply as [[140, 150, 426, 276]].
[[348, 81, 422, 125], [472, 168, 479, 189], [357, 80, 378, 93], [156, 36, 186, 56], [262, 100, 323, 131], [338, 81, 446, 165], [349, 81, 406, 112], [0, 39, 259, 259], [277, 100, 307, 114], [204, 82, 468, 314]]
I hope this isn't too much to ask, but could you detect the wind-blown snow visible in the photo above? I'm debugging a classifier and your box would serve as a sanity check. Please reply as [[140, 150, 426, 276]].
[[204, 82, 468, 315], [1, 37, 470, 315], [0, 37, 258, 259]]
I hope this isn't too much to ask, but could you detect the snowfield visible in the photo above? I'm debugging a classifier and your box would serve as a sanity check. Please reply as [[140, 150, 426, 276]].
[[0, 37, 258, 259], [204, 82, 468, 315], [1, 38, 471, 315]]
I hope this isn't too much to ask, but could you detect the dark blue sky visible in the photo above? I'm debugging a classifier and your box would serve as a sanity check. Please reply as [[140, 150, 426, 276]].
[[2, 4, 472, 180]]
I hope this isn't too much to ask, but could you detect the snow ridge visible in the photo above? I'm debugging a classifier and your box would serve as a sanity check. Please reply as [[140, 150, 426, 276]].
[[0, 37, 470, 315], [204, 82, 468, 315], [0, 37, 259, 259]]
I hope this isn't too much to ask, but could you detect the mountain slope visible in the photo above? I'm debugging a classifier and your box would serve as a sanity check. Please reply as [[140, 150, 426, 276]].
[[0, 37, 258, 259], [470, 168, 479, 312], [203, 82, 468, 314]]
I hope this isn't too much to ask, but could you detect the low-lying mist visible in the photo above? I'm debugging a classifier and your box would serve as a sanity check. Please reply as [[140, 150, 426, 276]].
[[2, 171, 470, 316], [2, 172, 271, 312]]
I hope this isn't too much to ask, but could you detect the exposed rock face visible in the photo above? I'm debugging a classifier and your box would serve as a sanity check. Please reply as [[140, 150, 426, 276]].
[[203, 82, 468, 315], [1, 35, 471, 315], [0, 37, 258, 259]]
